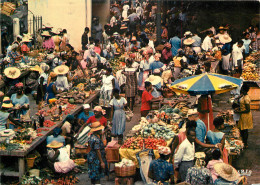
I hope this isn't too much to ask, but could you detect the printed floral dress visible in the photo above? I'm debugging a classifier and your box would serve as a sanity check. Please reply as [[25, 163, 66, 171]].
[[185, 166, 213, 185], [87, 134, 109, 181]]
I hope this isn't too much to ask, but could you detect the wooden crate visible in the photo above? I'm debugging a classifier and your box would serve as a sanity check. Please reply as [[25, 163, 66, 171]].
[[105, 143, 120, 163], [248, 87, 260, 101], [250, 100, 260, 110]]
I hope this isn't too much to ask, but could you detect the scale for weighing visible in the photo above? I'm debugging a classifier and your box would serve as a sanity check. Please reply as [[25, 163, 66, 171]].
[[0, 129, 16, 142]]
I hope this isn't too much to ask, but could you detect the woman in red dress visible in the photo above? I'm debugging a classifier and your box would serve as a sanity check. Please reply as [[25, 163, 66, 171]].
[[198, 95, 214, 131]]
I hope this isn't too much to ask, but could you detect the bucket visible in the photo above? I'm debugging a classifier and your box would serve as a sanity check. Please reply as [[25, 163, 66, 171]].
[[26, 155, 36, 168], [29, 169, 40, 177]]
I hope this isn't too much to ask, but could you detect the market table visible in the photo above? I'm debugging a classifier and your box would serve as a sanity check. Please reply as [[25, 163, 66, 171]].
[[0, 91, 99, 181]]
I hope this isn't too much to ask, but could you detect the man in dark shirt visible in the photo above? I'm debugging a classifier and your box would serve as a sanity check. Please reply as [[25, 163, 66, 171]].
[[81, 27, 89, 50]]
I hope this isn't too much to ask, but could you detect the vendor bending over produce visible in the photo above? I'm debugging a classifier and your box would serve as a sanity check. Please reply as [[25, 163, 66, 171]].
[[148, 146, 175, 184]]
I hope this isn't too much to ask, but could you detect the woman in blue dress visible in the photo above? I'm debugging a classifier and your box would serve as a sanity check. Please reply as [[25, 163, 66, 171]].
[[45, 72, 58, 104], [10, 83, 30, 122], [110, 89, 127, 144], [206, 117, 228, 163], [87, 122, 109, 184]]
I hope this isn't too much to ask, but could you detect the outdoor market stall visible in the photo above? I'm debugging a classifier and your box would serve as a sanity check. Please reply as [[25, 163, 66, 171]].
[[0, 91, 99, 181]]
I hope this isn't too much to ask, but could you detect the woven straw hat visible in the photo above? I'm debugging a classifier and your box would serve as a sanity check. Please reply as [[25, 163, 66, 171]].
[[47, 140, 63, 149], [2, 97, 13, 108], [145, 75, 162, 85], [90, 121, 104, 132], [41, 31, 51, 37], [21, 37, 31, 43], [214, 163, 240, 182], [30, 65, 43, 73], [219, 35, 232, 44], [4, 67, 21, 79], [54, 65, 69, 75], [183, 38, 195, 45]]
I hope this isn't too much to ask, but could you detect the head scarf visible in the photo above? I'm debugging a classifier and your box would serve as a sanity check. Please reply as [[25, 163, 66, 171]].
[[15, 82, 24, 88], [158, 146, 171, 155], [94, 106, 106, 115]]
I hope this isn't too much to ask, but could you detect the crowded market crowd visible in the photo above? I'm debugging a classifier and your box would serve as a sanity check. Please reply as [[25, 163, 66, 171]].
[[0, 0, 258, 185]]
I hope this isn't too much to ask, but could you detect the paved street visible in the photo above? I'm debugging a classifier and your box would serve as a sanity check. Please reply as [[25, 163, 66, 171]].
[[75, 92, 260, 184]]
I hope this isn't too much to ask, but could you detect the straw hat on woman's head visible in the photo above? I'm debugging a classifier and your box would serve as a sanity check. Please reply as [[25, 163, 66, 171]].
[[90, 121, 104, 133], [54, 65, 69, 75], [145, 75, 162, 85], [21, 37, 31, 43], [41, 31, 51, 37], [40, 63, 50, 72], [2, 97, 13, 108], [30, 65, 43, 74], [4, 67, 21, 79], [219, 35, 232, 44], [46, 140, 63, 149], [214, 163, 240, 182], [183, 38, 195, 45]]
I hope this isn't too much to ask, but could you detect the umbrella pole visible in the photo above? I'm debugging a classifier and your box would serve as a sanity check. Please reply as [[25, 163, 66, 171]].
[[208, 112, 210, 130]]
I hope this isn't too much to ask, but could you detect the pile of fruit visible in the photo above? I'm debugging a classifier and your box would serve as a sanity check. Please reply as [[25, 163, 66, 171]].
[[142, 123, 175, 140], [11, 128, 37, 145], [42, 176, 79, 185], [43, 120, 56, 127], [241, 62, 259, 81], [121, 137, 167, 150], [56, 90, 89, 104]]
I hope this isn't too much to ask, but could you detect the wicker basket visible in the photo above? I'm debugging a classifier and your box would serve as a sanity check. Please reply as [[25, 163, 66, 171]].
[[75, 145, 91, 154], [74, 158, 87, 165], [115, 165, 136, 177], [26, 155, 37, 168], [28, 50, 39, 57]]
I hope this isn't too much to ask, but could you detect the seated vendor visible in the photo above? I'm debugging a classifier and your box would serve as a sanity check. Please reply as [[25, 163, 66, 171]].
[[213, 163, 240, 185], [54, 65, 70, 92], [47, 140, 75, 174], [76, 106, 107, 137], [61, 115, 76, 147], [3, 67, 21, 97], [78, 104, 94, 126], [8, 43, 23, 66], [26, 66, 41, 99], [0, 97, 23, 131], [10, 83, 29, 120], [145, 70, 163, 98], [46, 127, 66, 146], [148, 146, 175, 184]]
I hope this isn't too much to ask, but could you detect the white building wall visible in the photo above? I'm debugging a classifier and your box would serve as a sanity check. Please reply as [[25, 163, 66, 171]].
[[28, 0, 87, 51]]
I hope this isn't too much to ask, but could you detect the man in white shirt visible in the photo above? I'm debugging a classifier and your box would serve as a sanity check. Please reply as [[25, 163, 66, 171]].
[[232, 40, 245, 73], [201, 31, 214, 51], [174, 128, 196, 182]]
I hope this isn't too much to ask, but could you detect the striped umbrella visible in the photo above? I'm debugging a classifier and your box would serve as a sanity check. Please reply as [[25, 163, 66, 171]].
[[170, 73, 243, 96]]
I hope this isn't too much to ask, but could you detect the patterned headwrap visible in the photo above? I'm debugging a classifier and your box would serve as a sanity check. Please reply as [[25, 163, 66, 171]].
[[15, 82, 24, 88], [158, 146, 171, 155]]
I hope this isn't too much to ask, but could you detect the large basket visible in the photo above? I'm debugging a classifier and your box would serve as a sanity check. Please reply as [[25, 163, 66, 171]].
[[115, 165, 136, 177], [26, 155, 37, 168], [75, 145, 90, 154]]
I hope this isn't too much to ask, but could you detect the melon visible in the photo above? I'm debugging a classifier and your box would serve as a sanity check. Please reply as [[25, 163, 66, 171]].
[[69, 98, 75, 104]]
